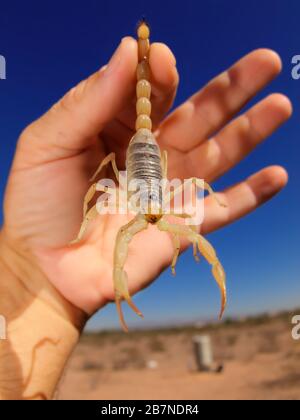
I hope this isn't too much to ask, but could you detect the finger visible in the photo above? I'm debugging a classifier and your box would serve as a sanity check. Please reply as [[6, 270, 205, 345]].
[[159, 49, 282, 152], [201, 166, 288, 235], [185, 94, 292, 181], [17, 37, 138, 165], [150, 43, 179, 126], [103, 42, 179, 148]]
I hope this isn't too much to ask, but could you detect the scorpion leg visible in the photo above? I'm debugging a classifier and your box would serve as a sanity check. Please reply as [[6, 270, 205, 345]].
[[90, 152, 119, 182], [190, 225, 201, 263], [157, 217, 226, 318], [114, 214, 148, 332], [71, 185, 117, 244], [70, 205, 98, 244], [84, 184, 116, 217], [83, 183, 97, 218], [168, 212, 200, 262], [171, 234, 180, 275], [166, 178, 226, 208], [202, 181, 227, 208]]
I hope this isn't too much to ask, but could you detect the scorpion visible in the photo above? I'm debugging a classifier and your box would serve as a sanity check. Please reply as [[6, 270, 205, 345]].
[[72, 21, 227, 331]]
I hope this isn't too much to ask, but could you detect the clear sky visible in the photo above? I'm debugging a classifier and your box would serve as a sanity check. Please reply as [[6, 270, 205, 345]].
[[0, 0, 299, 330]]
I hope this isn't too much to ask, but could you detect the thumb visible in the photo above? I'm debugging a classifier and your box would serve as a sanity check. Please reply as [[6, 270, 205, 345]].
[[15, 37, 137, 167]]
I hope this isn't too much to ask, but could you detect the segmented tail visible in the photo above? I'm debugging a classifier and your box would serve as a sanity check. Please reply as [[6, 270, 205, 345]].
[[135, 21, 152, 132]]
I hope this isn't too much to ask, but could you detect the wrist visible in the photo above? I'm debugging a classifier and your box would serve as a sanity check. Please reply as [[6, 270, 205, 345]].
[[0, 229, 87, 330], [0, 230, 86, 399]]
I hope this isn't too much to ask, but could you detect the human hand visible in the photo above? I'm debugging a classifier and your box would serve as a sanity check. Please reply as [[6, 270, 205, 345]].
[[1, 38, 292, 328]]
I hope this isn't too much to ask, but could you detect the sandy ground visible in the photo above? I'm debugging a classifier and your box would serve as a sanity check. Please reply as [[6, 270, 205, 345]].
[[58, 313, 300, 400]]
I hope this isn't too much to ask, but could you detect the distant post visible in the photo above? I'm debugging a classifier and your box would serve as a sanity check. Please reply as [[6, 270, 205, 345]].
[[0, 55, 6, 80], [193, 335, 213, 371]]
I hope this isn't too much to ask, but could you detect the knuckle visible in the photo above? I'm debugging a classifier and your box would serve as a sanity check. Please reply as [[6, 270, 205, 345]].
[[58, 72, 97, 113], [19, 121, 40, 143]]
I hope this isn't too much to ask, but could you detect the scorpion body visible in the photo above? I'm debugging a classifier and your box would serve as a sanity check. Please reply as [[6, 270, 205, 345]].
[[126, 130, 163, 222], [72, 22, 227, 332], [127, 23, 163, 222]]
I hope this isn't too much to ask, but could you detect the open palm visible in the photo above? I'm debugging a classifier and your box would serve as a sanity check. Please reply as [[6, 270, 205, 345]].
[[2, 37, 291, 322]]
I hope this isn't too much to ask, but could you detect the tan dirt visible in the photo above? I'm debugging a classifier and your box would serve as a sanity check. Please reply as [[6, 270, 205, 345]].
[[58, 315, 300, 400]]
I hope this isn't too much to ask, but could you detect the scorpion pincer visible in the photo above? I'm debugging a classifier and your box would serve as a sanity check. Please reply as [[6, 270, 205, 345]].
[[72, 21, 227, 331]]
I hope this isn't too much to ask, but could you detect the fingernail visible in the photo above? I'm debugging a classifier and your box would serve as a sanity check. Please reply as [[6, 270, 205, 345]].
[[104, 39, 124, 76], [169, 50, 177, 67], [99, 64, 107, 73]]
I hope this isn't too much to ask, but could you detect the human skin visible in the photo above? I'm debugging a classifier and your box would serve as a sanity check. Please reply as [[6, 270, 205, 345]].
[[0, 37, 292, 399]]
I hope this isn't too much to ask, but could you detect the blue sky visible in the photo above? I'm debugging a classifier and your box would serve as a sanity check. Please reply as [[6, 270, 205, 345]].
[[0, 0, 299, 330]]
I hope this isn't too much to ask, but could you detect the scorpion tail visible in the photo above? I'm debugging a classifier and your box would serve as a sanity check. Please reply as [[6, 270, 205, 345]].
[[135, 20, 152, 132]]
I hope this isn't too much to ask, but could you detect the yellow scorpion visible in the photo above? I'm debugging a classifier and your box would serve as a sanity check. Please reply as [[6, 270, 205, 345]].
[[72, 21, 227, 331]]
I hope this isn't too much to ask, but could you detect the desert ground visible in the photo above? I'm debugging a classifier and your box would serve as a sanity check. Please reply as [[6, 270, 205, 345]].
[[58, 310, 300, 400]]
